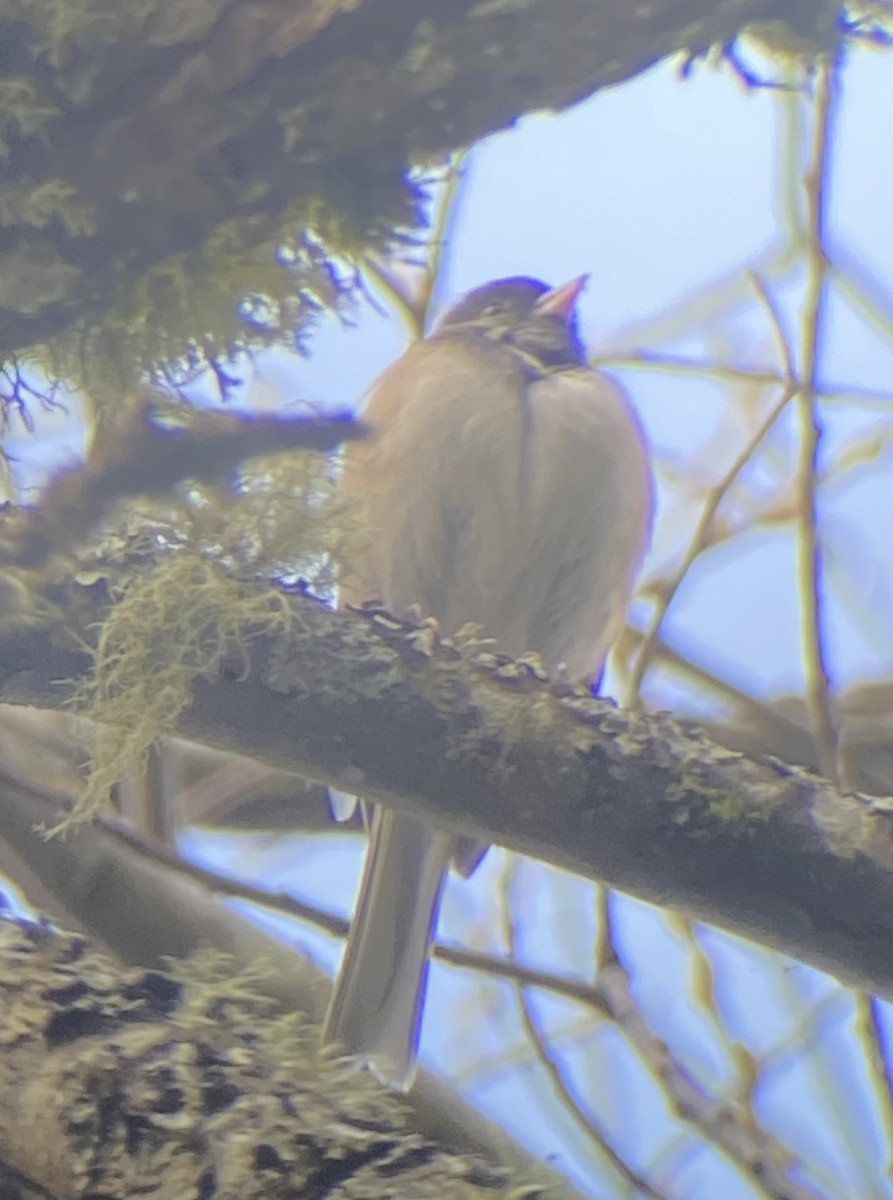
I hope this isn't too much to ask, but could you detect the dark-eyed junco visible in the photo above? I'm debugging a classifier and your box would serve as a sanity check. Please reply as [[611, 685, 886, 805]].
[[323, 275, 653, 1087]]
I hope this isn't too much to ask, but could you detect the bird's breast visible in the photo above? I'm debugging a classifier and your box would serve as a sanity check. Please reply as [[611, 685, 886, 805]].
[[343, 339, 651, 681]]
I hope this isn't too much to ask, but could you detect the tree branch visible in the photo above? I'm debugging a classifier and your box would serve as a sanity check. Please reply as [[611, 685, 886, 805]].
[[0, 770, 580, 1194], [0, 914, 570, 1200], [1, 0, 815, 357], [2, 571, 893, 1000]]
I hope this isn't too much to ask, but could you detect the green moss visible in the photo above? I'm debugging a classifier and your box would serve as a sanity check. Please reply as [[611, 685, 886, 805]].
[[0, 0, 225, 103], [0, 77, 58, 159], [0, 178, 96, 234], [33, 194, 366, 411], [54, 425, 361, 833], [65, 556, 294, 830], [0, 243, 80, 312]]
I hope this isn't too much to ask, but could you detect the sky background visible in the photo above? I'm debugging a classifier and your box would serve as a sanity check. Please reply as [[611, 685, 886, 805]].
[[6, 26, 893, 1200]]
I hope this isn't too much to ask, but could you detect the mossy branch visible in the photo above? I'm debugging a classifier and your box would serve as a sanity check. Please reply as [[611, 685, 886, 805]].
[[0, 916, 567, 1200], [1, 556, 893, 1002], [0, 0, 836, 362]]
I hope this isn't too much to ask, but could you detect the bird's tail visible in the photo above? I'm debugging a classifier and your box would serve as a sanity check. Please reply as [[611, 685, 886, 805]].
[[322, 807, 453, 1089]]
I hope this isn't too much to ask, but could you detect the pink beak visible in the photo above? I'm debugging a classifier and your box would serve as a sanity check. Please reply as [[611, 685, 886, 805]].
[[534, 274, 589, 321]]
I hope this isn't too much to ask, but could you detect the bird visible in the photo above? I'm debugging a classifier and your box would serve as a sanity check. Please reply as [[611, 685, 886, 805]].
[[322, 274, 653, 1088]]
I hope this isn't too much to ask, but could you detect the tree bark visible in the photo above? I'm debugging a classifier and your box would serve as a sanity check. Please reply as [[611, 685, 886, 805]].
[[0, 914, 570, 1200], [1, 0, 822, 358], [2, 567, 892, 1001]]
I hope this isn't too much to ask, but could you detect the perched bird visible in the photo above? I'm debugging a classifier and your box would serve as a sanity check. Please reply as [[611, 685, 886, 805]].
[[323, 275, 653, 1087]]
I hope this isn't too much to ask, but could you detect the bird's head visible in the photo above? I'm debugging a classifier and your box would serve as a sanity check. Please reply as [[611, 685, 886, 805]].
[[434, 275, 589, 369]]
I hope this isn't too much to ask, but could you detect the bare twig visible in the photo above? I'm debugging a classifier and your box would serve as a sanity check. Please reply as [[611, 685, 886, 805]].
[[502, 865, 670, 1200], [853, 993, 893, 1181], [362, 152, 468, 338], [627, 272, 799, 704], [665, 911, 747, 1081], [794, 53, 843, 786], [89, 811, 821, 1197], [417, 151, 469, 328], [595, 904, 821, 1200], [97, 814, 350, 939]]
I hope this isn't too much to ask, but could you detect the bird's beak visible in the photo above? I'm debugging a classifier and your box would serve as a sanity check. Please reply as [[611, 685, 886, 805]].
[[535, 274, 589, 321]]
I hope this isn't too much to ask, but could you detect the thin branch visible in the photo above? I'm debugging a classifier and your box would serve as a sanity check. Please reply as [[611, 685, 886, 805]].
[[772, 960, 878, 1197], [853, 993, 893, 1182], [627, 272, 799, 704], [415, 152, 469, 328], [0, 401, 366, 569], [87, 810, 833, 1199], [98, 814, 350, 939], [502, 866, 670, 1200], [794, 53, 843, 786], [596, 350, 893, 409], [0, 773, 581, 1192], [595, 904, 821, 1200], [362, 151, 469, 338], [592, 885, 611, 971], [5, 578, 893, 1000], [665, 911, 747, 1079], [360, 255, 425, 339]]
